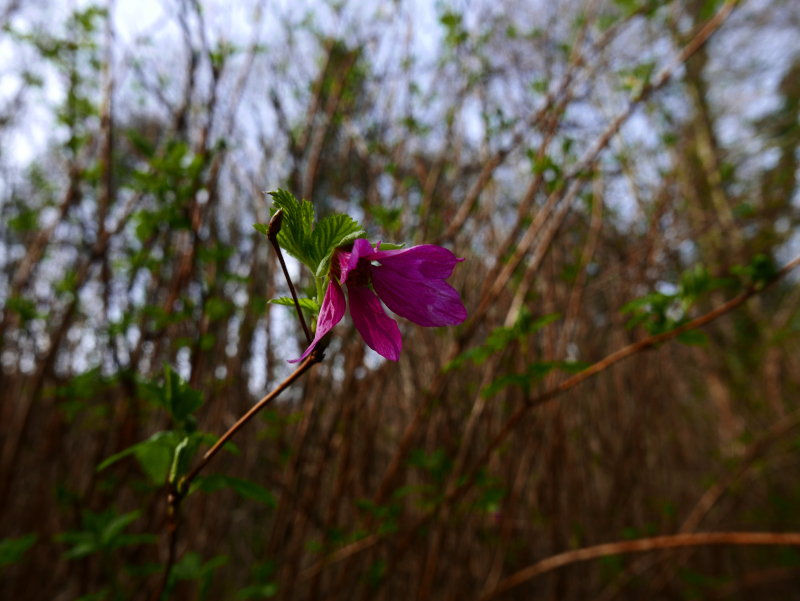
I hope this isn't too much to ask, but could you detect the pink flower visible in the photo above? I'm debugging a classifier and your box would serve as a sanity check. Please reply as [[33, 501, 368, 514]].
[[289, 239, 467, 363]]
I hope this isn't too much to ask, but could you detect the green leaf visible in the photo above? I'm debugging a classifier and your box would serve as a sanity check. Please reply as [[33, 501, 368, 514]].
[[481, 360, 589, 399], [204, 297, 229, 321], [310, 213, 364, 265], [5, 296, 41, 322], [56, 509, 152, 560], [620, 293, 669, 315], [191, 474, 277, 507], [314, 229, 365, 278], [96, 430, 181, 484], [445, 312, 561, 372], [677, 330, 709, 347], [482, 362, 557, 399], [252, 223, 270, 238], [268, 297, 320, 312], [163, 365, 204, 424], [261, 189, 316, 267], [100, 510, 142, 547], [377, 242, 405, 251], [169, 437, 191, 484], [0, 534, 37, 568]]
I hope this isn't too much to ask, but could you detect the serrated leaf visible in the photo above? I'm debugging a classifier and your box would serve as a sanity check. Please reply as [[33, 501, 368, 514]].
[[315, 229, 365, 278], [310, 213, 364, 265], [268, 297, 319, 312], [265, 190, 315, 267]]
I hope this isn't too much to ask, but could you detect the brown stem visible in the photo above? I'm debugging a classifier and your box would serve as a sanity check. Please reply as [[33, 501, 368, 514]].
[[151, 352, 322, 599], [150, 486, 181, 601], [181, 354, 318, 490], [267, 209, 313, 346], [477, 532, 800, 601]]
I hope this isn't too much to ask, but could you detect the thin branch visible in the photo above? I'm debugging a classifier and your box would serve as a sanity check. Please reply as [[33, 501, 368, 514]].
[[151, 352, 322, 600], [477, 532, 800, 601], [466, 252, 800, 494], [266, 209, 312, 346], [181, 354, 318, 489]]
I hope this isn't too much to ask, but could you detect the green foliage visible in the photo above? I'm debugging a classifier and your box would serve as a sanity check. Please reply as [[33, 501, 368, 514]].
[[55, 509, 155, 560], [616, 62, 656, 96], [730, 254, 778, 289], [5, 296, 41, 323], [369, 204, 403, 233], [621, 264, 730, 339], [675, 330, 709, 347], [268, 297, 320, 312], [97, 431, 181, 484], [364, 558, 386, 590], [254, 189, 366, 280], [163, 552, 229, 601], [474, 471, 507, 513], [259, 189, 315, 266], [54, 367, 115, 423], [440, 10, 468, 48], [8, 207, 39, 232], [0, 534, 37, 569], [237, 561, 278, 599], [312, 213, 365, 278], [481, 360, 591, 399], [204, 297, 230, 321], [190, 474, 277, 507], [130, 139, 208, 206], [143, 364, 204, 426], [95, 367, 223, 485], [408, 448, 452, 485], [445, 311, 561, 371]]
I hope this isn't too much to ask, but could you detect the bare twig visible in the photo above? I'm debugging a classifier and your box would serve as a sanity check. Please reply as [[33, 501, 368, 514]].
[[477, 532, 800, 601]]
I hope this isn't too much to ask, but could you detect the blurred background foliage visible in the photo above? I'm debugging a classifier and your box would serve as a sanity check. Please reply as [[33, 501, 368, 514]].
[[1, 0, 800, 599]]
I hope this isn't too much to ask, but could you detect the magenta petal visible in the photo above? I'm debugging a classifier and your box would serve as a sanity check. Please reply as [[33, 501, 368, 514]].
[[346, 284, 402, 362], [371, 267, 467, 327], [288, 278, 346, 363], [339, 238, 375, 285], [365, 245, 464, 280]]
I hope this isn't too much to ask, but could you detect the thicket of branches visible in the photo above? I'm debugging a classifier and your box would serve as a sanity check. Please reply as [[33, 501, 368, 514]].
[[2, 0, 800, 599]]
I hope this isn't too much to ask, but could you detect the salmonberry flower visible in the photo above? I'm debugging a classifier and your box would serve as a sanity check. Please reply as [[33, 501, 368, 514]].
[[290, 239, 467, 363]]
